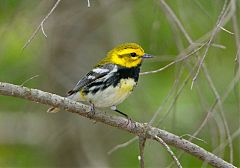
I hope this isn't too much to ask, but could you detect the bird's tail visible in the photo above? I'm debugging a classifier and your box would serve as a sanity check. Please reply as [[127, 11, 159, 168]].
[[47, 107, 60, 113]]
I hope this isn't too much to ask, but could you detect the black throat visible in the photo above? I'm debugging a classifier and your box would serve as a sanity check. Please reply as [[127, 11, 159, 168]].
[[116, 64, 141, 82]]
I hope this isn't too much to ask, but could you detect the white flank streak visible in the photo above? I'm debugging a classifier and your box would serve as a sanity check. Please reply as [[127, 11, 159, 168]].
[[92, 68, 109, 74], [112, 65, 118, 72], [87, 75, 95, 79], [89, 86, 99, 91], [103, 66, 118, 81]]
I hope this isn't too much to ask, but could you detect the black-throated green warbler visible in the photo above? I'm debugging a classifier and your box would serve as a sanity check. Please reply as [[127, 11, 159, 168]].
[[47, 43, 152, 118]]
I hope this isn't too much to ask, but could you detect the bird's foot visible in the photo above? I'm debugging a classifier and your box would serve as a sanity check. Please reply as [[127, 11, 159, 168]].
[[87, 103, 95, 117], [111, 106, 135, 128]]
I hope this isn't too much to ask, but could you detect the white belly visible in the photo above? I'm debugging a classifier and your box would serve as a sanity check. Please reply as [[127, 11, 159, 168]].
[[88, 78, 136, 107], [69, 78, 136, 107]]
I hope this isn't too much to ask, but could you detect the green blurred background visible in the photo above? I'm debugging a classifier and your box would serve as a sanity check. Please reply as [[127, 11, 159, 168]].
[[0, 0, 240, 167]]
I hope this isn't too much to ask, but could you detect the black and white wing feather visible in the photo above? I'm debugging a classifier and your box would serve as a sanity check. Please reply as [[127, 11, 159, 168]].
[[67, 64, 115, 96]]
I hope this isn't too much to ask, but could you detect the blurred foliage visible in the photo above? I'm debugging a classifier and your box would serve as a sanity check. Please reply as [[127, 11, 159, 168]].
[[0, 0, 240, 167], [0, 144, 51, 167]]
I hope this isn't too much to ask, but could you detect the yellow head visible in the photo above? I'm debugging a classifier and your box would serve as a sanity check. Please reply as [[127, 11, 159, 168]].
[[97, 43, 152, 68]]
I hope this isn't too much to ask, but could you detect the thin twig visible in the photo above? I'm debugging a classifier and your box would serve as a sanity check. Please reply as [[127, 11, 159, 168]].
[[202, 63, 234, 163], [220, 26, 234, 35], [208, 43, 226, 49], [180, 134, 207, 144], [157, 61, 200, 126], [183, 67, 240, 159], [138, 136, 146, 168], [157, 75, 190, 126], [191, 0, 229, 89], [158, 0, 234, 164], [193, 0, 212, 19], [140, 42, 206, 75], [41, 24, 47, 38], [202, 127, 240, 168], [190, 68, 240, 159], [154, 135, 182, 168], [193, 1, 234, 163], [87, 0, 91, 7], [213, 127, 240, 159], [231, 0, 240, 131], [107, 137, 138, 155], [159, 0, 192, 44], [231, 0, 240, 156], [148, 67, 184, 125], [22, 0, 62, 50], [20, 75, 39, 86]]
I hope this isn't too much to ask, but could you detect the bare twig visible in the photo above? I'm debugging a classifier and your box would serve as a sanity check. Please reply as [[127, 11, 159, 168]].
[[140, 42, 206, 75], [202, 63, 234, 163], [232, 0, 240, 156], [191, 0, 229, 89], [213, 127, 240, 159], [193, 0, 212, 19], [195, 2, 234, 163], [138, 136, 146, 168], [141, 41, 225, 76], [189, 68, 240, 159], [20, 75, 39, 86], [220, 26, 234, 35], [157, 62, 198, 126], [87, 0, 91, 7], [171, 64, 240, 168], [22, 0, 62, 50], [231, 0, 240, 134], [107, 137, 138, 155], [154, 135, 182, 168], [159, 0, 192, 43], [158, 0, 234, 163], [0, 82, 236, 168], [210, 43, 226, 49], [148, 67, 184, 126], [202, 127, 240, 168], [41, 24, 47, 38], [180, 134, 207, 144]]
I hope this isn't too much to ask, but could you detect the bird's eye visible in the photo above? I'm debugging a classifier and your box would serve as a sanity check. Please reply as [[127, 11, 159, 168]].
[[130, 52, 137, 57]]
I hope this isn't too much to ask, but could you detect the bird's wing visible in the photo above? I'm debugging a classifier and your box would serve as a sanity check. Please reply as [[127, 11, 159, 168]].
[[67, 64, 116, 96]]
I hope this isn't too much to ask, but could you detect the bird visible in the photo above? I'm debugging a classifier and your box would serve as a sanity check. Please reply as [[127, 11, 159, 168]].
[[47, 43, 153, 118]]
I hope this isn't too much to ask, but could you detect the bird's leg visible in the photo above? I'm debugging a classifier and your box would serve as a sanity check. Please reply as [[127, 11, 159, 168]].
[[111, 106, 132, 126], [88, 101, 95, 116]]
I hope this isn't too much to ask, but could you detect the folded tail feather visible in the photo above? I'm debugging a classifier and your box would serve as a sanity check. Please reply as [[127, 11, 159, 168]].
[[47, 107, 60, 113]]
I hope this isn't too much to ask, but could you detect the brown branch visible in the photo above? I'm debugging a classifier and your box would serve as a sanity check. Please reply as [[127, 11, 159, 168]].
[[154, 135, 182, 168], [0, 82, 236, 168], [138, 136, 146, 168]]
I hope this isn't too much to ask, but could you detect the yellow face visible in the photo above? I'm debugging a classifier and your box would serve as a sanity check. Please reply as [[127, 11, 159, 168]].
[[99, 43, 150, 68]]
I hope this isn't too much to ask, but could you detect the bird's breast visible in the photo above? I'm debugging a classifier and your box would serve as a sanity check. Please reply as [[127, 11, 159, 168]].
[[87, 78, 136, 107], [117, 78, 136, 95]]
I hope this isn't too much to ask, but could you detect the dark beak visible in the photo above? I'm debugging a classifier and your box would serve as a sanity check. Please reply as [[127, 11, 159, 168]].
[[142, 53, 153, 59]]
